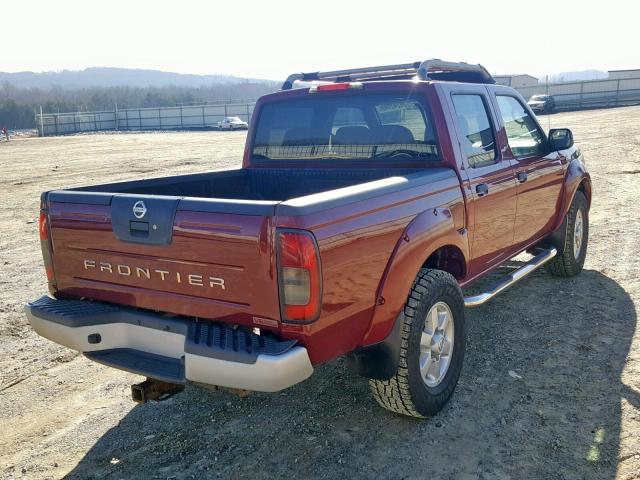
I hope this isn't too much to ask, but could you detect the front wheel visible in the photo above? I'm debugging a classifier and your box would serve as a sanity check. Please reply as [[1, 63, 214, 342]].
[[546, 191, 589, 277], [369, 269, 466, 418]]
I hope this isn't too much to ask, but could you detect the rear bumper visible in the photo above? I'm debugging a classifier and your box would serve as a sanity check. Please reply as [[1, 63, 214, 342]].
[[25, 296, 313, 392]]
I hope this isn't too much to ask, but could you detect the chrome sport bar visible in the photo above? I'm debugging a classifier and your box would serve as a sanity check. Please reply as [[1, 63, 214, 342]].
[[281, 59, 495, 90]]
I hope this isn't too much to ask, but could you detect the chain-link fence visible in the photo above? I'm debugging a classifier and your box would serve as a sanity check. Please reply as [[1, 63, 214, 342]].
[[36, 102, 255, 137], [515, 77, 640, 111]]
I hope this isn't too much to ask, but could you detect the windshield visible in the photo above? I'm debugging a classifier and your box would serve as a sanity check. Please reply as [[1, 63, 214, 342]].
[[228, 117, 243, 122], [530, 95, 548, 101], [251, 93, 440, 162]]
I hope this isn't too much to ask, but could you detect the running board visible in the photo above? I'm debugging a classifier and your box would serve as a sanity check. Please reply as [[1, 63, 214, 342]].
[[464, 248, 557, 308]]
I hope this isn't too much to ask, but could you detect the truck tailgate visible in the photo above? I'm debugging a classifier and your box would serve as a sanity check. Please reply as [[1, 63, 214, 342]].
[[46, 192, 281, 328]]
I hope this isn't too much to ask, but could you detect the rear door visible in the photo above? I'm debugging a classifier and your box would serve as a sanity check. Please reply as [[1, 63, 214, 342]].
[[46, 192, 281, 329], [445, 85, 518, 276], [489, 91, 565, 246]]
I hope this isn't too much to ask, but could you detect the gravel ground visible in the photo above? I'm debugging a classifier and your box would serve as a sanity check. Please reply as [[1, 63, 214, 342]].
[[1, 107, 639, 480]]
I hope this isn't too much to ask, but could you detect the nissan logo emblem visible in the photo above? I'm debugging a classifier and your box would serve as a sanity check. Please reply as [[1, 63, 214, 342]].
[[132, 200, 147, 219]]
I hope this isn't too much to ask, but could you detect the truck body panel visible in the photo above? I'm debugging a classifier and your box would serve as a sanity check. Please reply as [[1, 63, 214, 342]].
[[49, 200, 280, 328], [275, 168, 464, 362]]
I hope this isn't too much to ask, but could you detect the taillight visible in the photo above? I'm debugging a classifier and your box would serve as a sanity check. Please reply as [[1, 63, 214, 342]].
[[38, 206, 57, 294], [277, 229, 322, 323], [309, 82, 363, 93], [39, 211, 48, 241]]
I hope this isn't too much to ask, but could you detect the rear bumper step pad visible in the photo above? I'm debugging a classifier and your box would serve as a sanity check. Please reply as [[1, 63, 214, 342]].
[[86, 348, 185, 384], [25, 296, 313, 392]]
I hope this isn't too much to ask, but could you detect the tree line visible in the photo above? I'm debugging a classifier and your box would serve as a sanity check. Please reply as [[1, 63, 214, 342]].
[[0, 81, 278, 129]]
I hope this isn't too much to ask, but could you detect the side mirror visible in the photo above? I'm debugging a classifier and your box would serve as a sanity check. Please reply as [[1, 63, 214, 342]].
[[549, 128, 573, 151]]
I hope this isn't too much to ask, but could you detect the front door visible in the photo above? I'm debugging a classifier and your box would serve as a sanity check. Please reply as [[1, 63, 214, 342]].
[[491, 94, 565, 246], [448, 90, 518, 277]]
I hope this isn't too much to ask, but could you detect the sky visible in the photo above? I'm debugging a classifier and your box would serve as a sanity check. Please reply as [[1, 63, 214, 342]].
[[3, 0, 638, 81]]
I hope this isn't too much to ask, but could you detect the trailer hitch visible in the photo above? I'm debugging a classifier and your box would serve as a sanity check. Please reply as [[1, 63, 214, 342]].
[[131, 378, 184, 403]]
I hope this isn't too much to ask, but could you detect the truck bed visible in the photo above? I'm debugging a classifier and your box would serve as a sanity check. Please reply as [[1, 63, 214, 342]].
[[44, 167, 459, 337]]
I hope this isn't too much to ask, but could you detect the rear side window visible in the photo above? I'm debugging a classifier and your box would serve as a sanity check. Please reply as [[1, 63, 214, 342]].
[[251, 94, 439, 162], [496, 95, 546, 157], [451, 94, 497, 168]]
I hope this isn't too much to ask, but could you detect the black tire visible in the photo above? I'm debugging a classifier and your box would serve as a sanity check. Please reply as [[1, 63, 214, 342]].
[[546, 191, 589, 277], [369, 269, 466, 418]]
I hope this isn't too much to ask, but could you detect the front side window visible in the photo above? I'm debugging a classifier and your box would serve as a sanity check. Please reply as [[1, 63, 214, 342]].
[[496, 95, 546, 157], [251, 94, 439, 162], [451, 94, 497, 168]]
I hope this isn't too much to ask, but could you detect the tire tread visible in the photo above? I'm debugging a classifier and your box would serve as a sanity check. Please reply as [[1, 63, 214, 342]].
[[369, 269, 463, 418], [546, 191, 588, 277]]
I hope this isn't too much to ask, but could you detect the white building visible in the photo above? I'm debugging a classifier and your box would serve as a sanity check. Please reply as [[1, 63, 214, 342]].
[[493, 74, 539, 88], [607, 69, 640, 80]]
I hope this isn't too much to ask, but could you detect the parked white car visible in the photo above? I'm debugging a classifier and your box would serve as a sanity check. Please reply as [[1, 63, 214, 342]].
[[217, 116, 248, 130]]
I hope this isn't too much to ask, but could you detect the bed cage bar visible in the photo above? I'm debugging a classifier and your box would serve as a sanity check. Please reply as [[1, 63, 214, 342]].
[[281, 59, 495, 90]]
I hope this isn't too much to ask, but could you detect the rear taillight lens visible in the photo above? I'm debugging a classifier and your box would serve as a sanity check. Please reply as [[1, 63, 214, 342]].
[[39, 206, 57, 294], [277, 230, 322, 323], [39, 211, 48, 241]]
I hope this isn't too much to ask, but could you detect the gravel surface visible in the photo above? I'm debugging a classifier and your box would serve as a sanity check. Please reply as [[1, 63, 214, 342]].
[[1, 108, 639, 480]]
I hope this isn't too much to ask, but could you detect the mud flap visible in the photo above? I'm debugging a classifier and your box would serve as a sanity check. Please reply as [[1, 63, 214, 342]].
[[345, 312, 403, 380]]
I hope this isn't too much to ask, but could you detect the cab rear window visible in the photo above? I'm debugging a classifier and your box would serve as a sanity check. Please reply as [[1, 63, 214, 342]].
[[252, 94, 440, 162]]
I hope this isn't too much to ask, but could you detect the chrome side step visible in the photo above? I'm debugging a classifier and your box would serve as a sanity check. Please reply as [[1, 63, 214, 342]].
[[464, 248, 557, 308]]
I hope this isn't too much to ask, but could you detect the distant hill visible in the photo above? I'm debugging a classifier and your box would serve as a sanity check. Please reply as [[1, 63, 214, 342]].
[[0, 67, 277, 89], [0, 68, 280, 129], [547, 70, 608, 83]]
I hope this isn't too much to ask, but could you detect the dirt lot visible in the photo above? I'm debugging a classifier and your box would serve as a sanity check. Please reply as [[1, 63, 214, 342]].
[[1, 107, 639, 480]]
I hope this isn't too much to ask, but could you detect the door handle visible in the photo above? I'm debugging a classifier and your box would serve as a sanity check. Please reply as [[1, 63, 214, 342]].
[[516, 171, 528, 183], [476, 183, 489, 197]]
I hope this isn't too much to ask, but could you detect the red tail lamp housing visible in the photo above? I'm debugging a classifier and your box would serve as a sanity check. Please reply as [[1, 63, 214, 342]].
[[38, 200, 57, 293], [39, 211, 49, 241], [276, 229, 322, 323]]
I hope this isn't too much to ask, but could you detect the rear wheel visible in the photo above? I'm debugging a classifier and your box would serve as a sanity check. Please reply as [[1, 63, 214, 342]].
[[369, 269, 465, 418], [546, 191, 589, 277]]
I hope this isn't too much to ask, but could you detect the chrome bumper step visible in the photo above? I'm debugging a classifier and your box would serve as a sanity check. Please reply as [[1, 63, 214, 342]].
[[464, 248, 557, 308], [25, 296, 314, 392]]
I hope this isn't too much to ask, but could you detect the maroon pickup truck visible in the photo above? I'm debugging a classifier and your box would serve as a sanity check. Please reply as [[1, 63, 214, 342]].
[[27, 60, 591, 418]]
